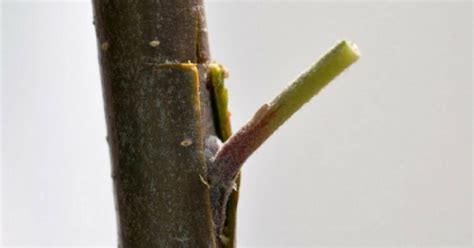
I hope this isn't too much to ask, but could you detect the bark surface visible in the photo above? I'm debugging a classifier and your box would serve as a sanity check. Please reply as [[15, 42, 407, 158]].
[[92, 1, 219, 247]]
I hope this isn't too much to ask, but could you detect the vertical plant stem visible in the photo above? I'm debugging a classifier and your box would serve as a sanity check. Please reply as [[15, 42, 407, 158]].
[[92, 1, 218, 247]]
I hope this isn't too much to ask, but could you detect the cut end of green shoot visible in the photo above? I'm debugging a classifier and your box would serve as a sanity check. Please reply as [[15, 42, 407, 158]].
[[325, 40, 360, 70], [340, 39, 361, 58]]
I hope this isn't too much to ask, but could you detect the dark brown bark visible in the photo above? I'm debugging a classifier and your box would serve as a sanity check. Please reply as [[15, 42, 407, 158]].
[[92, 1, 220, 247]]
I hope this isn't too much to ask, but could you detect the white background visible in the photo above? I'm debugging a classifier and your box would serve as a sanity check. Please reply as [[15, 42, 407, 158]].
[[1, 0, 472, 247]]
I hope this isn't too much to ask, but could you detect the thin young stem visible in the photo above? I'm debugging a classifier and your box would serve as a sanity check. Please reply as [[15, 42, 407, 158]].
[[209, 40, 360, 184]]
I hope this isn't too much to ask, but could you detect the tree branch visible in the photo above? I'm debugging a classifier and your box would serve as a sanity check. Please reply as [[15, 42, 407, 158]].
[[92, 1, 218, 247]]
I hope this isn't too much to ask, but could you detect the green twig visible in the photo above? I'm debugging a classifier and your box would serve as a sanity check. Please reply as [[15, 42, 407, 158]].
[[209, 40, 360, 184]]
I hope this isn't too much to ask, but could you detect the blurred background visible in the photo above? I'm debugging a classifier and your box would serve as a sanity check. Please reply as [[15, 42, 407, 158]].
[[1, 0, 472, 247]]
